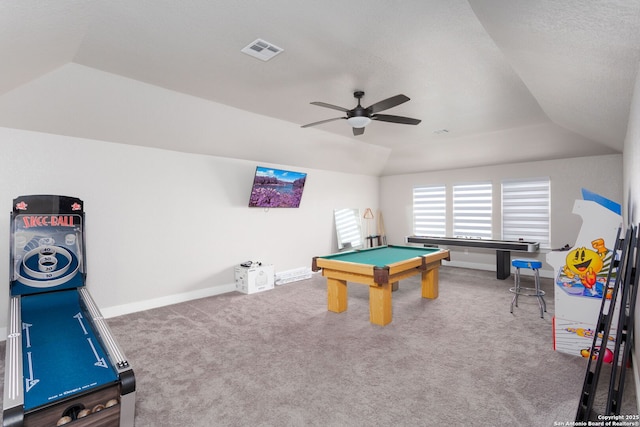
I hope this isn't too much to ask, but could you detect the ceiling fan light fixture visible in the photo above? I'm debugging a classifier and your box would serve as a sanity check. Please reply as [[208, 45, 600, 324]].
[[347, 116, 371, 128], [302, 91, 420, 134]]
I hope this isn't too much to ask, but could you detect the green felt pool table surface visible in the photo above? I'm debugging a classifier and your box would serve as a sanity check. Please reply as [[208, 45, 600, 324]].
[[317, 245, 445, 267]]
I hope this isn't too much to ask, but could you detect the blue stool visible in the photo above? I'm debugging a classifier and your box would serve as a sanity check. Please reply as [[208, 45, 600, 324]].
[[510, 259, 546, 318]]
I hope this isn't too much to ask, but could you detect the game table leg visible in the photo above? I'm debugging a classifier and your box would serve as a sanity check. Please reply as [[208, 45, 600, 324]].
[[369, 282, 392, 326], [421, 262, 440, 299], [327, 278, 348, 313]]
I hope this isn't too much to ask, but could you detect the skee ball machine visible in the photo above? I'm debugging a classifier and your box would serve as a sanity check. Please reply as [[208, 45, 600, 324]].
[[3, 195, 135, 427]]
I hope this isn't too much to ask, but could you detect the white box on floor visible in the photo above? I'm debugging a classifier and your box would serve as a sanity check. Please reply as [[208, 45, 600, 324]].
[[234, 264, 274, 294]]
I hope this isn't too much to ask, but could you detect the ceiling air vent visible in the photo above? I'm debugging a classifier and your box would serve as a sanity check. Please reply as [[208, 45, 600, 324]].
[[241, 38, 284, 61]]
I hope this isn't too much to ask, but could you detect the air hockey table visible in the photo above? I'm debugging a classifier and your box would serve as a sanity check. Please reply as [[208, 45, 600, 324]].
[[406, 235, 540, 280], [3, 195, 135, 427]]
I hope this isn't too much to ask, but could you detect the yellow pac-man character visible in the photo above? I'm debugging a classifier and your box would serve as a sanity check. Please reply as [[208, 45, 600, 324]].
[[563, 243, 605, 293]]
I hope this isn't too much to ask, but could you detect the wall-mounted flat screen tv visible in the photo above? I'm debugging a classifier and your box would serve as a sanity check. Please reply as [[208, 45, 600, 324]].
[[249, 166, 307, 208]]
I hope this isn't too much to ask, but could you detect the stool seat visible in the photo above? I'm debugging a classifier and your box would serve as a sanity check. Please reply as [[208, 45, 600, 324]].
[[511, 259, 542, 269], [510, 258, 546, 318]]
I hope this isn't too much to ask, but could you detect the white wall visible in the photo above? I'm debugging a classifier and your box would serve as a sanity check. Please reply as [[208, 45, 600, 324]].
[[0, 127, 378, 329], [380, 154, 623, 276], [625, 63, 640, 250]]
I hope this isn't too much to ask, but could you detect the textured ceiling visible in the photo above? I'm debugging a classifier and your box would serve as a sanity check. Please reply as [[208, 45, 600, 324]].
[[0, 0, 639, 175]]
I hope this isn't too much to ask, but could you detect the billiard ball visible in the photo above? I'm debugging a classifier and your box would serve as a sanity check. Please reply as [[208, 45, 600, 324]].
[[105, 399, 119, 407], [56, 416, 72, 426]]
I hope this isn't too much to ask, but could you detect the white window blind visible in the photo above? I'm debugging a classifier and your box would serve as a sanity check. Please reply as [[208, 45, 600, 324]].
[[453, 182, 492, 239], [413, 185, 446, 236], [501, 178, 550, 247]]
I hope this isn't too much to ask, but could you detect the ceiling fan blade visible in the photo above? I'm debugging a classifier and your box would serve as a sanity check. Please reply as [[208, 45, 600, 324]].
[[352, 126, 365, 136], [310, 101, 350, 113], [366, 94, 410, 114], [372, 114, 421, 125], [301, 117, 345, 128]]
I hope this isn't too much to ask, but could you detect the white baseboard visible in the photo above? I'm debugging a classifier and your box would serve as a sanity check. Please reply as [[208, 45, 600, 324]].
[[100, 282, 237, 319], [0, 283, 237, 341]]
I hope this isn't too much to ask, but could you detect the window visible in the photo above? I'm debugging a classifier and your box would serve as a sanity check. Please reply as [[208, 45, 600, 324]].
[[453, 182, 492, 239], [501, 178, 550, 247], [413, 185, 446, 236]]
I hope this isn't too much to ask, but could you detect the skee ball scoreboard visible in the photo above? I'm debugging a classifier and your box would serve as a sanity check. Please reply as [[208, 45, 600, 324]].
[[3, 195, 135, 427]]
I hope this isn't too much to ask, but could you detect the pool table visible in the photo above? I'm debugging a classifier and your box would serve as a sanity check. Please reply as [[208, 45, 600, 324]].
[[312, 245, 450, 326]]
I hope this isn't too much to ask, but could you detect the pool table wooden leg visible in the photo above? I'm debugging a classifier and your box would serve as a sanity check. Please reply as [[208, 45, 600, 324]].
[[327, 278, 348, 313], [369, 283, 392, 326], [421, 262, 440, 299]]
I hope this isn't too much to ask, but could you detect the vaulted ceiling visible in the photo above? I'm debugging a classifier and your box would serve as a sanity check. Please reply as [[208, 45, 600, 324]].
[[1, 1, 639, 176]]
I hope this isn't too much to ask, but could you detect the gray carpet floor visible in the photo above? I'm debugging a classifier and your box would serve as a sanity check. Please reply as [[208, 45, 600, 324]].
[[1, 266, 637, 426]]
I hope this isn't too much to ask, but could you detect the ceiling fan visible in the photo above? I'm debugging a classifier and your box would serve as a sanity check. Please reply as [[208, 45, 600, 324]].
[[301, 90, 421, 136]]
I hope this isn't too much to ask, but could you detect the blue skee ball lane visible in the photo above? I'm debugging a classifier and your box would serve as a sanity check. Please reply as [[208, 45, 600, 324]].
[[20, 289, 118, 411]]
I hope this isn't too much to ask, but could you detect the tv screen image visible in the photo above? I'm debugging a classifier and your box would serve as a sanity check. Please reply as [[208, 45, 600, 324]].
[[249, 166, 307, 208]]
